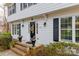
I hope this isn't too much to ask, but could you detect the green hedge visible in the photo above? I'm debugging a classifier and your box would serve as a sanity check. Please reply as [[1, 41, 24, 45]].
[[0, 32, 12, 51], [30, 42, 79, 56], [43, 42, 79, 56]]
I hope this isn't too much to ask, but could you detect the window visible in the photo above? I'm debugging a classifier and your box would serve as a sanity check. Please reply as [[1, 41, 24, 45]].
[[8, 3, 16, 16], [75, 16, 79, 42], [14, 24, 17, 34], [12, 24, 21, 35], [12, 24, 14, 35], [36, 23, 38, 34], [20, 3, 28, 10], [61, 17, 72, 41], [20, 3, 37, 10], [12, 24, 16, 35], [23, 3, 28, 8], [61, 17, 72, 29], [28, 3, 33, 7], [20, 3, 22, 10], [17, 24, 21, 35], [28, 3, 37, 7]]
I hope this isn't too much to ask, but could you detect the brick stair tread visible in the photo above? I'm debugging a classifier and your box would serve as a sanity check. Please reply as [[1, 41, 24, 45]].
[[11, 47, 26, 56], [14, 45, 29, 52], [16, 42, 32, 48], [16, 42, 28, 47]]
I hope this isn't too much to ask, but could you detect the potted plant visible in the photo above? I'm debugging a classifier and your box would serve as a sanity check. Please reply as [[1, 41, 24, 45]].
[[18, 34, 22, 42]]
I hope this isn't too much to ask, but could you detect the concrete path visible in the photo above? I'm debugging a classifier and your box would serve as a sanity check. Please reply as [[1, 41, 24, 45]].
[[0, 50, 19, 56]]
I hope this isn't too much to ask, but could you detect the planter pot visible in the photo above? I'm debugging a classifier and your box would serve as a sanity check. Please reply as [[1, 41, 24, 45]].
[[18, 36, 22, 42]]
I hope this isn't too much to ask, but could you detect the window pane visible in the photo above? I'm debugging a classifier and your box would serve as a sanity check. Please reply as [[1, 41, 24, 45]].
[[61, 24, 67, 29], [14, 24, 16, 34], [12, 24, 14, 35], [20, 3, 28, 10], [61, 17, 72, 29], [8, 3, 16, 16], [61, 30, 72, 40], [76, 30, 79, 42], [75, 16, 79, 42], [76, 16, 79, 29], [28, 3, 33, 7], [61, 17, 72, 41], [17, 24, 21, 35], [23, 3, 27, 8], [28, 3, 37, 7]]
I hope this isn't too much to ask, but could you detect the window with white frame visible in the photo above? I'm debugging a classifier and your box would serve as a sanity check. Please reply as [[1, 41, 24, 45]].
[[61, 17, 72, 41], [12, 24, 14, 35], [14, 24, 17, 34], [17, 24, 21, 35], [20, 3, 28, 10], [12, 24, 17, 35], [20, 3, 37, 10], [28, 3, 37, 7], [8, 3, 16, 16], [12, 24, 21, 35], [75, 16, 79, 42]]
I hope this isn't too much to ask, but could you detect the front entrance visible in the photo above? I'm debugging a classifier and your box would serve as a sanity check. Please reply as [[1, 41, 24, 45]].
[[17, 24, 22, 42], [53, 18, 59, 42], [30, 22, 36, 40]]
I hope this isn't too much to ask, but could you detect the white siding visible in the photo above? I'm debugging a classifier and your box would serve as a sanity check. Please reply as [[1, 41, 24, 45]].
[[21, 21, 30, 42], [35, 17, 53, 44], [10, 16, 53, 44], [7, 3, 78, 22], [7, 3, 79, 44]]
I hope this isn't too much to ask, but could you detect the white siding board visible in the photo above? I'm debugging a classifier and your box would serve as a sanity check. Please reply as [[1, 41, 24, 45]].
[[7, 3, 78, 22]]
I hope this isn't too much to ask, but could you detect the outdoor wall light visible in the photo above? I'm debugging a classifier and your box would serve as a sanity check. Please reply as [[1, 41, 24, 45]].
[[22, 20, 24, 27], [22, 24, 24, 27], [44, 22, 46, 27]]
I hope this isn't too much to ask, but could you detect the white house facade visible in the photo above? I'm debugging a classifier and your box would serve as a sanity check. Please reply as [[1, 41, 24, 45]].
[[5, 3, 79, 44]]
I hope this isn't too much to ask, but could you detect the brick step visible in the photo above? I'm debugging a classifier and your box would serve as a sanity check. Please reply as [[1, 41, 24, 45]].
[[11, 47, 26, 56], [14, 44, 29, 52], [16, 42, 32, 48]]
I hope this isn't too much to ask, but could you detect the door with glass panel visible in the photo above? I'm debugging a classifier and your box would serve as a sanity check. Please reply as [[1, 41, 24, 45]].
[[61, 17, 72, 42], [30, 22, 35, 40]]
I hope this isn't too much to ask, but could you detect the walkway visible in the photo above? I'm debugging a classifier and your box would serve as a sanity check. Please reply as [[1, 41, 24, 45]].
[[0, 50, 19, 56]]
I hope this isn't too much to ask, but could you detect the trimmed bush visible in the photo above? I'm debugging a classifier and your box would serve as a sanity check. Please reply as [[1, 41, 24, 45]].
[[0, 32, 12, 51], [29, 42, 79, 56], [10, 39, 17, 48]]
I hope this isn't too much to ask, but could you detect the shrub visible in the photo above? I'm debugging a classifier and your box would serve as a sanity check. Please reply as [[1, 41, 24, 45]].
[[10, 39, 17, 48], [0, 32, 12, 51], [30, 42, 79, 56]]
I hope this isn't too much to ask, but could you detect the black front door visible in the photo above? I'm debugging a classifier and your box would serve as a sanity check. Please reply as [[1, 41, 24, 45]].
[[18, 24, 21, 36], [30, 22, 35, 40], [53, 18, 59, 42]]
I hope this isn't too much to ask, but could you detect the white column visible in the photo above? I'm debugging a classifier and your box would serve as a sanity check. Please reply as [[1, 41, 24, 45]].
[[59, 18, 61, 42], [72, 16, 75, 43]]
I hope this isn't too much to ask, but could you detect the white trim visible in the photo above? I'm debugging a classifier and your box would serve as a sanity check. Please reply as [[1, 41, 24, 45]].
[[52, 17, 53, 42], [59, 18, 61, 41], [52, 15, 76, 42], [51, 13, 79, 19], [72, 16, 76, 43], [7, 4, 79, 22]]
